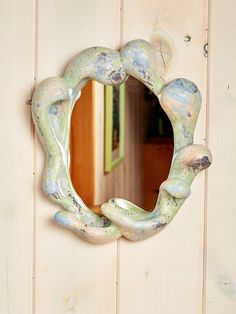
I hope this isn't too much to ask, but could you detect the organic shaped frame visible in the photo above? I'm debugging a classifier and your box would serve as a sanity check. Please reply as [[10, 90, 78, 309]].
[[32, 39, 212, 243]]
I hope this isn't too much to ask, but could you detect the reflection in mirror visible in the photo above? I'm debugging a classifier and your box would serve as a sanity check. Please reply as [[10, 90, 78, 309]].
[[70, 78, 173, 213], [70, 81, 95, 209]]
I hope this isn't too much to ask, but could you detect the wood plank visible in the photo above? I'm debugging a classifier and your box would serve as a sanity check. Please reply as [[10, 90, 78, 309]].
[[0, 1, 34, 313], [34, 1, 120, 313], [118, 1, 208, 313], [205, 0, 236, 312]]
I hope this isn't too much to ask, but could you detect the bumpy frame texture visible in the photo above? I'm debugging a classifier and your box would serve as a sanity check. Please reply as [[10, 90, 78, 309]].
[[32, 39, 212, 243]]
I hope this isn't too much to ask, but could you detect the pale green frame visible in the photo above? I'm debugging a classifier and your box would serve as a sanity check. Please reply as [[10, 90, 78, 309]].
[[31, 39, 212, 243], [104, 83, 125, 172]]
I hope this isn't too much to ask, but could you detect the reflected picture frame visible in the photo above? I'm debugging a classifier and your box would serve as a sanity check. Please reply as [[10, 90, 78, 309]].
[[104, 83, 125, 172]]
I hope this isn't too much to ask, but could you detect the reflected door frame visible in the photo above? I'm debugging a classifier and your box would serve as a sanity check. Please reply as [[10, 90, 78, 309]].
[[70, 81, 95, 207]]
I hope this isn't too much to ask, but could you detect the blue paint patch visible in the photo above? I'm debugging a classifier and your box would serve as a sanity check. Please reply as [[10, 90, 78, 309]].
[[132, 50, 149, 69], [50, 105, 58, 115], [44, 181, 59, 195], [174, 78, 198, 94], [54, 212, 71, 226]]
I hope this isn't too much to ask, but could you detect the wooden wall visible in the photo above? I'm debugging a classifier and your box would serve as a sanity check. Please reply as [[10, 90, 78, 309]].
[[205, 0, 236, 312], [0, 0, 235, 313]]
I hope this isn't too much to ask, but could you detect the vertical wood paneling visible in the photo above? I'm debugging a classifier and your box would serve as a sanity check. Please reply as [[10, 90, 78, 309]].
[[0, 1, 35, 313], [118, 1, 208, 313], [35, 1, 120, 313], [205, 1, 236, 313], [1, 1, 235, 313]]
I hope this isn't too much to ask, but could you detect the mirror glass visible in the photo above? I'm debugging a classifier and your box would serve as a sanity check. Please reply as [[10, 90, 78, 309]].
[[70, 77, 173, 213]]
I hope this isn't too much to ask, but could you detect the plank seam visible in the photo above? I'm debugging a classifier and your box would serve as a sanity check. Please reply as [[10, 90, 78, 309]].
[[116, 240, 121, 314], [32, 0, 39, 313], [202, 0, 211, 313], [116, 1, 124, 313]]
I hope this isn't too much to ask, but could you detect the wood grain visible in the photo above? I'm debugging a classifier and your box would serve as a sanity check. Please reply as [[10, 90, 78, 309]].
[[118, 1, 208, 313], [0, 1, 34, 313], [34, 1, 120, 313], [205, 0, 236, 312], [1, 1, 234, 313]]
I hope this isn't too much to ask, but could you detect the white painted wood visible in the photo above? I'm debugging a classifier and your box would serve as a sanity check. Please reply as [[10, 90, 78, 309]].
[[34, 1, 120, 313], [118, 1, 208, 313], [0, 1, 35, 313], [1, 1, 235, 313], [205, 0, 236, 313]]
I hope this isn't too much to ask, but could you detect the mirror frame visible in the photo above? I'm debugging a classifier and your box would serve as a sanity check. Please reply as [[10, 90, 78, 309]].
[[32, 39, 212, 243]]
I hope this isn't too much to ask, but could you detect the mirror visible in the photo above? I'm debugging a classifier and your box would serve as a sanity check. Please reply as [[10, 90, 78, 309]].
[[70, 77, 174, 213], [32, 39, 211, 242]]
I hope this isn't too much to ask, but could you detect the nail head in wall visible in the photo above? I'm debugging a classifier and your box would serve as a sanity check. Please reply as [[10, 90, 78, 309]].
[[184, 35, 192, 42]]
